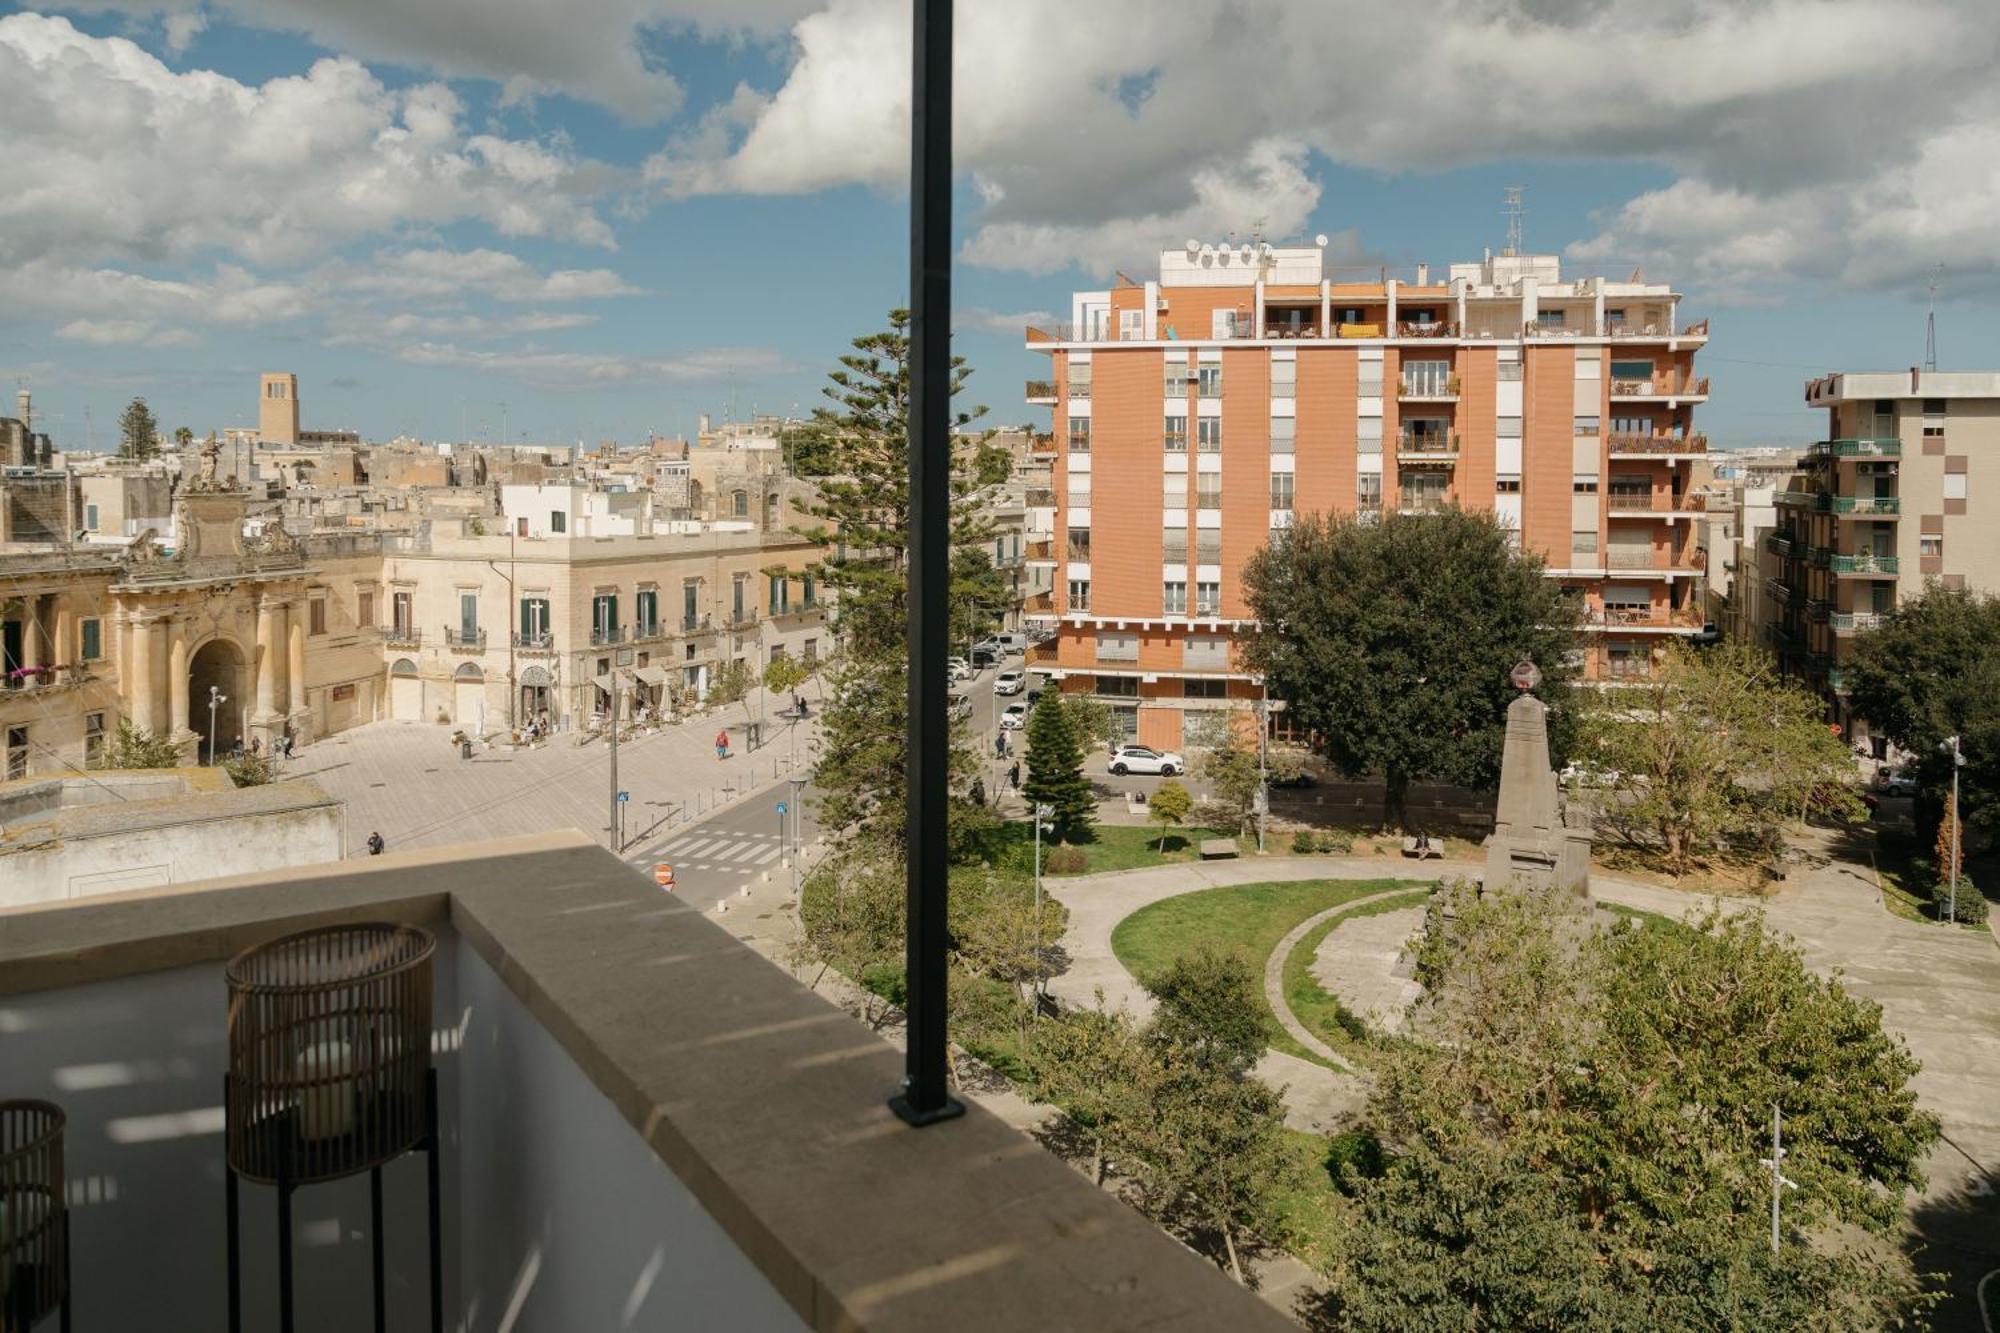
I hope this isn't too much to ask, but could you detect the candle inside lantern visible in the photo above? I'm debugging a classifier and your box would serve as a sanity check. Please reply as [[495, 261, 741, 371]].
[[294, 1040, 355, 1140]]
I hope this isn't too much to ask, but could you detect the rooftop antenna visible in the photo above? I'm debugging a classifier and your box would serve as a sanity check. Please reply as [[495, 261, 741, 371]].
[[1925, 262, 1943, 371], [1502, 186, 1526, 258]]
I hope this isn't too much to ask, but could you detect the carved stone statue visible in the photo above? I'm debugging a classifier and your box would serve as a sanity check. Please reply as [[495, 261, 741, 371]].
[[196, 432, 222, 489]]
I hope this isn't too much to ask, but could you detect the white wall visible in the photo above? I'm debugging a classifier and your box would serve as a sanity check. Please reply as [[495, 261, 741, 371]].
[[4, 804, 346, 909], [453, 938, 807, 1332]]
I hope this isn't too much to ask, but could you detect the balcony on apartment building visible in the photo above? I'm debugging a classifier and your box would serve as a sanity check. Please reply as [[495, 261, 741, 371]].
[[1397, 373, 1461, 402], [1606, 544, 1703, 575], [1395, 320, 1461, 339], [630, 619, 667, 644], [1820, 550, 1901, 577], [1830, 495, 1901, 518], [1605, 488, 1707, 518], [1810, 437, 1903, 460], [510, 630, 556, 654], [722, 608, 760, 632], [443, 626, 487, 653], [1831, 610, 1892, 635], [1606, 431, 1708, 458], [590, 625, 629, 647], [1025, 380, 1057, 405], [1766, 580, 1797, 606], [680, 612, 715, 634], [1609, 373, 1710, 402], [1395, 431, 1460, 463], [1584, 601, 1707, 634], [0, 832, 1288, 1333], [383, 625, 422, 650], [1764, 532, 1798, 558]]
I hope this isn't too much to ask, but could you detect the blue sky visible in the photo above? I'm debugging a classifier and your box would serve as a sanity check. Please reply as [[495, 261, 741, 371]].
[[2, 1, 1992, 452]]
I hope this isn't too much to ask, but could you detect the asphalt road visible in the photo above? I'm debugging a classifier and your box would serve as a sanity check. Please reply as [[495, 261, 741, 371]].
[[627, 779, 820, 911]]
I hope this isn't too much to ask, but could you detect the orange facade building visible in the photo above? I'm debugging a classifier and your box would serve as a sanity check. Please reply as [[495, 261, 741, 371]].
[[1024, 243, 1710, 750]]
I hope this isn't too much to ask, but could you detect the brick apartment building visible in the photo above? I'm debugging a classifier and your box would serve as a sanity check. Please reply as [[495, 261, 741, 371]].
[[1024, 241, 1710, 751]]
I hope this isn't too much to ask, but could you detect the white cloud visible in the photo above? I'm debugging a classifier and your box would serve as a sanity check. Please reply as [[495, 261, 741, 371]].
[[0, 14, 622, 274], [56, 318, 155, 345], [953, 307, 1056, 337], [323, 248, 643, 303], [395, 341, 786, 389]]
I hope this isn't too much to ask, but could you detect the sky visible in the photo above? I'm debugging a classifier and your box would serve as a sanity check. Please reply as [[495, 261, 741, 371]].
[[2, 0, 1997, 452]]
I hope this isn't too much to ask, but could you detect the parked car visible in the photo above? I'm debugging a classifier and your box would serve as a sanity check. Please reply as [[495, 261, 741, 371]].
[[1881, 773, 1918, 798], [991, 631, 1030, 653], [970, 648, 999, 670], [1107, 744, 1183, 777], [1268, 769, 1316, 789], [948, 692, 972, 720], [994, 669, 1027, 696], [946, 656, 973, 681], [999, 701, 1030, 730]]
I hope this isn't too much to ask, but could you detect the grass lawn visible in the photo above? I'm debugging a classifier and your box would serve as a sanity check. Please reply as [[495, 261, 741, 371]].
[[1279, 889, 1433, 1062], [982, 819, 1240, 876], [1110, 877, 1424, 1066], [1266, 1129, 1344, 1269]]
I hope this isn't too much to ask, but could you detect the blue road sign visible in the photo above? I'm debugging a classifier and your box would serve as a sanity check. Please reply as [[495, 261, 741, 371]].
[[617, 790, 630, 802], [776, 801, 789, 815]]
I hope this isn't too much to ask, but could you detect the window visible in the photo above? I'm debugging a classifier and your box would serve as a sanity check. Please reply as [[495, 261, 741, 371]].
[[1066, 526, 1091, 560], [1096, 675, 1140, 697], [1270, 472, 1294, 511], [459, 592, 479, 641], [84, 712, 105, 764], [84, 503, 98, 530], [6, 726, 26, 780], [1163, 414, 1188, 452], [768, 576, 790, 615], [1067, 362, 1092, 399], [1198, 365, 1222, 398], [1270, 359, 1296, 393], [357, 591, 374, 630], [1165, 364, 1190, 399], [1196, 529, 1222, 564], [592, 593, 619, 641], [732, 490, 750, 518], [804, 638, 819, 663], [1497, 416, 1522, 439], [1185, 637, 1229, 669], [1496, 477, 1522, 494], [682, 580, 700, 628], [1163, 581, 1187, 614], [1068, 478, 1093, 508], [520, 597, 551, 643], [1945, 473, 1968, 501], [1096, 632, 1137, 662], [309, 597, 327, 636], [1269, 417, 1295, 454], [1921, 535, 1943, 558], [550, 510, 566, 534], [1163, 473, 1187, 508], [1197, 417, 1222, 453], [1357, 474, 1383, 508], [1610, 359, 1653, 382], [1574, 416, 1601, 436], [1402, 360, 1451, 395], [1067, 578, 1091, 611], [392, 591, 413, 635], [1924, 398, 1946, 414], [1195, 581, 1221, 615], [803, 575, 817, 608], [1184, 677, 1227, 699], [1572, 531, 1600, 554], [1068, 416, 1090, 452], [1573, 476, 1599, 494], [1336, 307, 1364, 324], [1604, 307, 1627, 329], [1537, 309, 1566, 328], [732, 574, 748, 622], [1195, 473, 1223, 511], [1162, 526, 1188, 562], [79, 617, 102, 661]]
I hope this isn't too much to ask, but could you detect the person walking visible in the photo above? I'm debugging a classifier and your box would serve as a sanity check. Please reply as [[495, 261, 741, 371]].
[[366, 831, 385, 856], [715, 728, 731, 761], [1008, 761, 1020, 790]]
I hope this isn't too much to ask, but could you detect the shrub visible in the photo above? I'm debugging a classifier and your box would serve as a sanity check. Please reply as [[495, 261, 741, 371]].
[[1291, 829, 1321, 855], [222, 752, 274, 788], [1320, 828, 1356, 854], [1042, 846, 1088, 875], [1933, 877, 1991, 925], [1324, 1129, 1386, 1194]]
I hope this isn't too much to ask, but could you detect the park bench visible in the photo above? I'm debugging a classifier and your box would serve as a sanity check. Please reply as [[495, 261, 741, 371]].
[[1199, 838, 1238, 860], [1401, 836, 1445, 860]]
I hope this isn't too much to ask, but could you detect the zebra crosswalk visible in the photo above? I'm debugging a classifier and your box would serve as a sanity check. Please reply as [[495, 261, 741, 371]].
[[649, 829, 785, 873]]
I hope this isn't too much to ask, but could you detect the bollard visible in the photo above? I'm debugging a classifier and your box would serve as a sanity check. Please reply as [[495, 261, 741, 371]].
[[740, 885, 751, 898]]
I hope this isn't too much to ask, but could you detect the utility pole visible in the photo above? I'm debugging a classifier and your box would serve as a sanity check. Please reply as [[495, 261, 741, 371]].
[[1943, 734, 1965, 923], [1758, 1103, 1798, 1255], [1033, 802, 1054, 1007], [1925, 262, 1943, 372], [607, 673, 620, 852], [1255, 687, 1270, 853]]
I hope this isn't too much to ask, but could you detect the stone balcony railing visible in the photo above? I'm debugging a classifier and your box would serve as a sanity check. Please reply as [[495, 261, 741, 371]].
[[0, 832, 1292, 1333]]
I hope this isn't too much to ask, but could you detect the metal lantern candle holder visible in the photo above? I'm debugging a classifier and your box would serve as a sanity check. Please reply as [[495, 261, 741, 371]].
[[0, 1101, 69, 1333], [223, 923, 441, 1333]]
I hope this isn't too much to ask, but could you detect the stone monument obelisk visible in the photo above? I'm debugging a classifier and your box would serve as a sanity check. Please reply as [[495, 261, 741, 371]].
[[1483, 661, 1592, 899]]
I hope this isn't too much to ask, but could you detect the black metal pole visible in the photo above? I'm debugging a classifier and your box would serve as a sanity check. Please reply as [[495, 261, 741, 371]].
[[425, 1069, 443, 1333], [890, 0, 964, 1129], [370, 1165, 386, 1333]]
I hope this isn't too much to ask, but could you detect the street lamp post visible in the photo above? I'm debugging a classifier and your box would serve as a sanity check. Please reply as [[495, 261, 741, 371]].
[[1942, 734, 1966, 923], [1033, 801, 1054, 1006], [208, 685, 227, 765], [789, 775, 809, 901]]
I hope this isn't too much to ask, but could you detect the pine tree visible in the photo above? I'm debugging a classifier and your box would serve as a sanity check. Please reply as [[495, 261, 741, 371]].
[[1023, 692, 1095, 843], [117, 398, 160, 460]]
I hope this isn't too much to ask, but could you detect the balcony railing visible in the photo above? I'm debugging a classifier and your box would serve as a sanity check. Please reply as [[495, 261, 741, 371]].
[[1606, 491, 1708, 515], [1024, 379, 1056, 402], [1396, 433, 1460, 459], [1775, 489, 1827, 510], [1832, 611, 1890, 633], [1766, 580, 1794, 604], [1607, 432, 1708, 455], [1829, 553, 1900, 576], [1397, 496, 1453, 515], [1831, 495, 1901, 516], [1398, 376, 1461, 399], [1610, 375, 1709, 398], [1607, 547, 1696, 571], [590, 626, 627, 647], [383, 626, 421, 649], [1806, 599, 1831, 623], [511, 630, 554, 652], [1828, 666, 1851, 693], [1395, 321, 1459, 338], [1262, 322, 1323, 340], [679, 613, 713, 634], [445, 627, 486, 652], [1764, 532, 1796, 557], [1586, 605, 1704, 629], [631, 620, 666, 643], [1812, 437, 1902, 459]]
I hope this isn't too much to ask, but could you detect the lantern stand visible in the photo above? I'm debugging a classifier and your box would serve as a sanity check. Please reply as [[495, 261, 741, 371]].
[[223, 923, 441, 1333], [0, 1099, 70, 1333]]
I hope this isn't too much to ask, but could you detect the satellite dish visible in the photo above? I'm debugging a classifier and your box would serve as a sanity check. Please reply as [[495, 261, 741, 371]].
[[1199, 245, 1215, 265], [1259, 243, 1273, 259], [1239, 243, 1254, 264], [1185, 238, 1201, 255], [1315, 233, 1329, 248], [1217, 246, 1231, 265]]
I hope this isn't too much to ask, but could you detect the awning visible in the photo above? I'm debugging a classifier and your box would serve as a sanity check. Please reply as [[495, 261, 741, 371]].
[[593, 673, 618, 693], [633, 666, 667, 686]]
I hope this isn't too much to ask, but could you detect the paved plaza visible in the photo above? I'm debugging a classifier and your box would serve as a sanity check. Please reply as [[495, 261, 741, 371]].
[[278, 683, 819, 857]]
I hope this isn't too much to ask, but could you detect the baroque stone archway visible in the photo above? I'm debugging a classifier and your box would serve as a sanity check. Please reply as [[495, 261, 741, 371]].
[[188, 637, 247, 761]]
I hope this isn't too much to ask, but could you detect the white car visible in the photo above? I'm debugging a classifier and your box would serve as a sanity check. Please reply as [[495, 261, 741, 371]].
[[993, 669, 1026, 696], [946, 656, 973, 681], [1107, 744, 1183, 777], [999, 702, 1030, 730], [948, 692, 973, 720]]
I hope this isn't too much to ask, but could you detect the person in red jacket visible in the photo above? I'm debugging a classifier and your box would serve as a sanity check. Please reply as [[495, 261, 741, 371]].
[[715, 729, 730, 760]]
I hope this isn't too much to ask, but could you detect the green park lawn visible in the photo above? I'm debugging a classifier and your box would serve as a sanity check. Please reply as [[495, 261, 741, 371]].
[[1110, 877, 1424, 1066], [983, 820, 1240, 876]]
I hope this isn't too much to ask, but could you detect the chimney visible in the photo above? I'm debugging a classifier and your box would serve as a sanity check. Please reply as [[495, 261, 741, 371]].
[[1415, 262, 1430, 286], [698, 412, 711, 436]]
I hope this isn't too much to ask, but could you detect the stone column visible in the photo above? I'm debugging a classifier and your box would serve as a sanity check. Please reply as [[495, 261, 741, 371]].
[[20, 594, 43, 671], [255, 595, 280, 721], [168, 620, 191, 738], [130, 613, 159, 735], [287, 608, 306, 716], [52, 599, 73, 671]]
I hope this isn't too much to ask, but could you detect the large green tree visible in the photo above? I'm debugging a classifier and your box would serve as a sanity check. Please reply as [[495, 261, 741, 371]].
[[117, 397, 160, 459], [1022, 691, 1095, 843], [1579, 641, 1862, 876], [1315, 881, 1939, 1331], [791, 311, 994, 843], [1242, 507, 1582, 826], [1845, 584, 2000, 835]]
